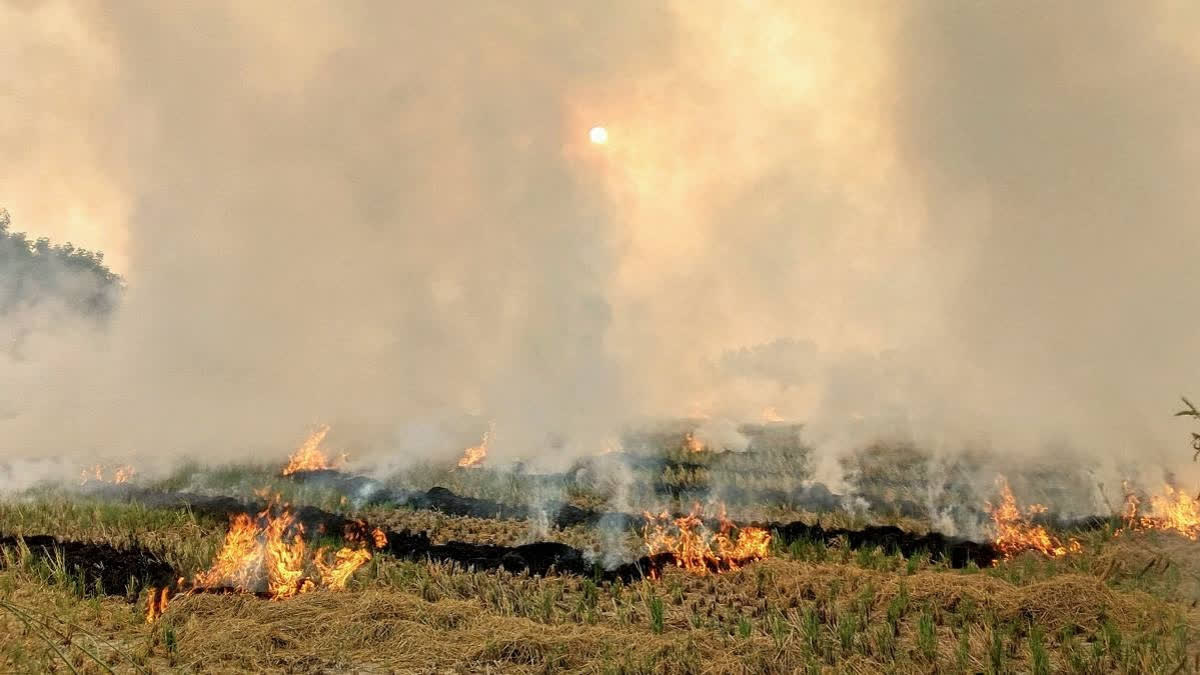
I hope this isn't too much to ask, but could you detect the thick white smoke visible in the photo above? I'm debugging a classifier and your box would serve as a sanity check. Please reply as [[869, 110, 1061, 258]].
[[0, 2, 1198, 488]]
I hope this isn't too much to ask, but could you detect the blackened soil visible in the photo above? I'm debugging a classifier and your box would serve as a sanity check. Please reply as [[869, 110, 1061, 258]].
[[0, 534, 175, 598]]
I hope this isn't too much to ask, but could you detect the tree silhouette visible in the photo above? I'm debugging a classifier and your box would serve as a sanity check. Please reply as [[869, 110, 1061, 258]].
[[0, 208, 123, 319], [1178, 397, 1200, 461]]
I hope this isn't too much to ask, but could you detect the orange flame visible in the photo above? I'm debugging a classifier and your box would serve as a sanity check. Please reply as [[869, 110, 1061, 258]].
[[314, 547, 373, 590], [1119, 483, 1200, 540], [144, 586, 170, 624], [371, 527, 388, 549], [79, 464, 136, 485], [761, 407, 785, 423], [682, 432, 704, 454], [281, 425, 346, 476], [987, 477, 1081, 560], [641, 503, 770, 576], [191, 497, 377, 601], [264, 510, 311, 599], [194, 513, 266, 591], [457, 424, 493, 468], [144, 502, 382, 623]]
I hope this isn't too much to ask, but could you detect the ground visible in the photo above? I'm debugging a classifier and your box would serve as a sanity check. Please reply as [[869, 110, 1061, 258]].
[[1, 435, 1198, 673]]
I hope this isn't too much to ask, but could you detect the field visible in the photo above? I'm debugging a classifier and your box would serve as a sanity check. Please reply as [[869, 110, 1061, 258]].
[[1, 426, 1199, 674]]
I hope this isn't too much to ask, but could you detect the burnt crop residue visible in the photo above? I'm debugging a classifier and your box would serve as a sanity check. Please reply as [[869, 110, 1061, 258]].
[[0, 534, 175, 597]]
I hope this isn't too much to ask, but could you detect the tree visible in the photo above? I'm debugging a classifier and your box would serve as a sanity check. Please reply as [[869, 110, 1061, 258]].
[[0, 208, 123, 319], [1177, 397, 1200, 461]]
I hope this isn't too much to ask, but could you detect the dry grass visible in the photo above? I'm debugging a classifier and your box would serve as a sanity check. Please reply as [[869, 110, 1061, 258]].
[[160, 590, 708, 673], [67, 553, 1189, 674], [0, 570, 166, 673], [361, 506, 636, 553], [4, 455, 1200, 672], [1, 542, 1197, 673], [0, 498, 229, 579]]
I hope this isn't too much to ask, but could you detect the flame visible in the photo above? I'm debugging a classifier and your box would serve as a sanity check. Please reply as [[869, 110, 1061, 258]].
[[343, 519, 385, 549], [281, 425, 346, 476], [682, 432, 704, 454], [80, 465, 101, 485], [144, 499, 383, 624], [145, 586, 169, 624], [987, 477, 1081, 560], [194, 513, 266, 591], [1119, 483, 1200, 540], [190, 497, 378, 601], [457, 423, 493, 468], [79, 464, 136, 485], [641, 503, 771, 576], [263, 509, 311, 599], [761, 406, 785, 423], [314, 547, 373, 590]]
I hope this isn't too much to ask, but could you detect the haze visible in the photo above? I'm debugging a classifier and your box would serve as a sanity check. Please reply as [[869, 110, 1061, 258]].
[[1, 1, 1198, 485]]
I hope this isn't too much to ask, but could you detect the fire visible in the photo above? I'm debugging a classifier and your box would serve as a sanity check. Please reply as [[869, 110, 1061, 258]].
[[457, 423, 493, 468], [145, 586, 169, 624], [314, 547, 373, 589], [79, 464, 136, 485], [194, 498, 377, 597], [761, 406, 785, 423], [80, 465, 102, 485], [371, 527, 388, 549], [281, 425, 346, 476], [682, 432, 704, 453], [641, 503, 771, 576], [987, 477, 1082, 560], [263, 509, 312, 599], [1120, 483, 1200, 540], [195, 512, 266, 591], [147, 497, 381, 622]]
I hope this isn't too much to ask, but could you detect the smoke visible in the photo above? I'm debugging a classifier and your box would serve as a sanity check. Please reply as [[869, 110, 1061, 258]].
[[1, 1, 1199, 489]]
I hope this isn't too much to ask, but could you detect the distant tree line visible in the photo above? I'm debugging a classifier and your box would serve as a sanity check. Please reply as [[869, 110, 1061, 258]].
[[0, 208, 122, 319]]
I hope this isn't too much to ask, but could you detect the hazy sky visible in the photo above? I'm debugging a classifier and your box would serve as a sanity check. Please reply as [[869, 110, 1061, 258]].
[[2, 1, 1198, 478]]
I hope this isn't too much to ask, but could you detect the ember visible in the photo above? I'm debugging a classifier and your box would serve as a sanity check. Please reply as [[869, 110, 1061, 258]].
[[987, 477, 1081, 560], [641, 503, 770, 576]]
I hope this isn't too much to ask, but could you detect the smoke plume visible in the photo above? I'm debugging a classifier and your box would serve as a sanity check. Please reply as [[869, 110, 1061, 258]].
[[1, 1, 1198, 488]]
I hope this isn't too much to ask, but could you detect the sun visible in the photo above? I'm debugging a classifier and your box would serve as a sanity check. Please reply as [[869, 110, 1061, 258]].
[[588, 126, 608, 144]]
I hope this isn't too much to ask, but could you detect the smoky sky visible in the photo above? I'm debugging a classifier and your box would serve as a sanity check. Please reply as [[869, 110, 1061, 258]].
[[1, 1, 1198, 478]]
